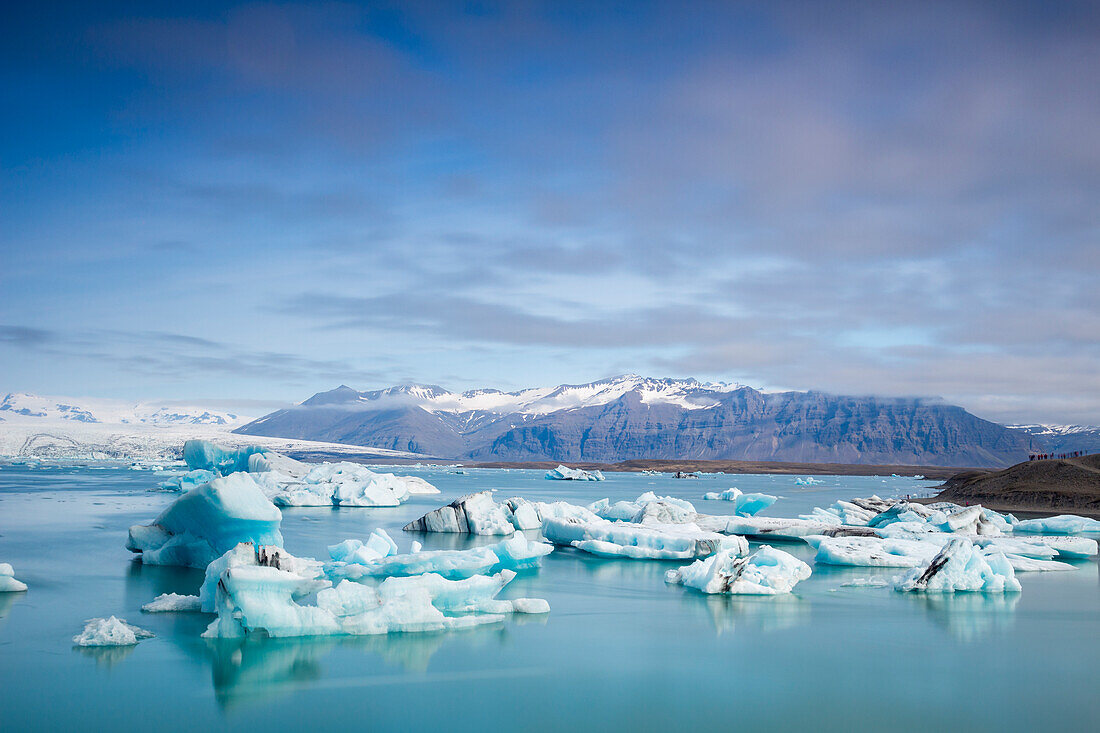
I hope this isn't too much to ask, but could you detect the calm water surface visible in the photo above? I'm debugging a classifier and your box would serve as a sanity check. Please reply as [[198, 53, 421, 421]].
[[1, 465, 1097, 731]]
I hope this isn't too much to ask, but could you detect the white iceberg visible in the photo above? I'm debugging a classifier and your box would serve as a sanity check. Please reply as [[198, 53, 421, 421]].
[[545, 465, 605, 481], [666, 545, 811, 594], [723, 516, 844, 541], [403, 492, 600, 535], [73, 616, 155, 646], [895, 538, 1021, 593], [813, 536, 942, 568], [199, 542, 326, 612], [701, 488, 777, 516], [328, 533, 554, 581], [0, 563, 28, 592], [975, 535, 1097, 559], [542, 516, 746, 560], [202, 560, 546, 639], [127, 472, 283, 568], [1012, 515, 1100, 535], [141, 593, 202, 612], [794, 477, 824, 486]]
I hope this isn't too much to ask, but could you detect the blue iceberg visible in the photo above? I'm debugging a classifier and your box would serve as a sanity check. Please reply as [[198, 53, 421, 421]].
[[895, 538, 1021, 593], [666, 545, 811, 595], [184, 439, 267, 475], [546, 465, 604, 481], [0, 563, 27, 593], [127, 472, 283, 568]]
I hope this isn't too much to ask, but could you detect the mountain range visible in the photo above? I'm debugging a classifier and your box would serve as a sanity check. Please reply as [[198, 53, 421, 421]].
[[0, 392, 244, 427], [233, 375, 1097, 467]]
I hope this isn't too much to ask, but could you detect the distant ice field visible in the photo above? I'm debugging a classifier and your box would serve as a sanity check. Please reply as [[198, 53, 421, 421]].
[[1, 465, 1098, 731]]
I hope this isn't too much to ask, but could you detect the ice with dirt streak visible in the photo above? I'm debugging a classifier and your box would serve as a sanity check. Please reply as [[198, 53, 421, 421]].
[[666, 545, 811, 594]]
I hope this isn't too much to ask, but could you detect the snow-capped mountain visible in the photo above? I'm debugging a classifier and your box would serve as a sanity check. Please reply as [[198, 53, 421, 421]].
[[1007, 424, 1100, 455], [237, 375, 1040, 467], [0, 392, 246, 427]]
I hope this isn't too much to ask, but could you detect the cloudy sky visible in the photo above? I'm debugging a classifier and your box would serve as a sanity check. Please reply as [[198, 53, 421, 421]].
[[2, 1, 1098, 423]]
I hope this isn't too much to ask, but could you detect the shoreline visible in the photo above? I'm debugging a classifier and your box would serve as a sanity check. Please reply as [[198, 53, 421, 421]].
[[285, 451, 970, 480]]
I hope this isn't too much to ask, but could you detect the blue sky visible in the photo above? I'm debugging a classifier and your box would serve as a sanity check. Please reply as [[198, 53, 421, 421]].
[[2, 1, 1099, 423]]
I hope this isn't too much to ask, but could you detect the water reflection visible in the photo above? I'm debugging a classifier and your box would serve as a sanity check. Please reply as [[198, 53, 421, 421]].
[[912, 592, 1020, 642], [0, 590, 20, 624], [204, 624, 508, 709], [680, 591, 811, 635], [74, 644, 138, 668]]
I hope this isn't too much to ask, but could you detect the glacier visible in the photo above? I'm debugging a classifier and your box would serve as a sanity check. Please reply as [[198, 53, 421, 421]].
[[0, 563, 27, 592], [73, 616, 155, 646], [545, 464, 604, 481], [127, 472, 283, 568], [895, 538, 1022, 593], [665, 545, 811, 595], [542, 516, 746, 560]]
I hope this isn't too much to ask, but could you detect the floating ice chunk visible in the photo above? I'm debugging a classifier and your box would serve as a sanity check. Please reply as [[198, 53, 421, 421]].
[[0, 563, 28, 592], [402, 491, 514, 534], [263, 462, 421, 507], [814, 536, 943, 568], [591, 492, 695, 522], [73, 616, 155, 646], [542, 516, 745, 560], [1001, 555, 1074, 572], [545, 465, 604, 481], [633, 500, 696, 525], [724, 516, 843, 541], [183, 439, 266, 475], [200, 542, 325, 612], [127, 472, 283, 568], [327, 529, 400, 564], [840, 577, 891, 588], [968, 537, 1059, 559], [895, 538, 1021, 593], [794, 477, 824, 486], [142, 593, 202, 612], [666, 545, 811, 594], [155, 469, 216, 493], [399, 476, 442, 495], [328, 533, 554, 581], [996, 535, 1096, 559], [702, 488, 741, 501], [1012, 515, 1100, 535], [204, 562, 543, 639]]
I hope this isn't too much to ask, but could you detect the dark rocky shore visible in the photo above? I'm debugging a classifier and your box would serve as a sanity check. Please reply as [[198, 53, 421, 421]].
[[929, 454, 1100, 516]]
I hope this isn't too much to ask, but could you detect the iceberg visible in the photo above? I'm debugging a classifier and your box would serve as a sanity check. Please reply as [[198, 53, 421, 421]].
[[666, 546, 811, 595], [127, 472, 283, 568], [895, 538, 1022, 593], [0, 563, 27, 592], [155, 469, 217, 493], [141, 593, 202, 612], [403, 492, 601, 534], [723, 516, 844, 541], [73, 616, 155, 646], [199, 542, 326, 613], [590, 492, 696, 522], [329, 533, 554, 581], [813, 536, 942, 568], [184, 439, 266, 475], [545, 465, 605, 481], [253, 457, 439, 507], [794, 477, 824, 486], [701, 488, 777, 516], [1013, 515, 1100, 535], [202, 560, 546, 639], [542, 516, 746, 560]]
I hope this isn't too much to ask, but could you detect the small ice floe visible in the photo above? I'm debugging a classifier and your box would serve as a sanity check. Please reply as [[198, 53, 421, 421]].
[[973, 535, 1098, 559], [1012, 515, 1100, 535], [403, 491, 599, 535], [73, 616, 155, 646], [839, 577, 891, 588], [665, 546, 811, 595], [700, 488, 777, 516], [0, 563, 28, 592], [141, 593, 202, 613], [152, 469, 216, 493], [813, 536, 941, 568], [127, 472, 284, 568], [541, 516, 746, 560], [794, 477, 824, 486], [545, 464, 604, 481], [723, 516, 848, 541], [895, 538, 1021, 593]]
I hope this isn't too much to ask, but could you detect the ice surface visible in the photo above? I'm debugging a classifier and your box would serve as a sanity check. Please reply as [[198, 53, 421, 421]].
[[814, 536, 942, 568], [545, 464, 604, 481], [701, 488, 777, 516], [542, 516, 746, 560], [895, 538, 1022, 593], [200, 542, 325, 612], [666, 545, 811, 594], [127, 472, 283, 568], [329, 533, 554, 581], [0, 562, 27, 592], [73, 616, 155, 646], [142, 593, 202, 612], [723, 516, 843, 541], [1013, 515, 1100, 535]]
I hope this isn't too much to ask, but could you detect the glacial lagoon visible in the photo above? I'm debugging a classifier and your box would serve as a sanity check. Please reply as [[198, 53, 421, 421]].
[[1, 464, 1098, 731]]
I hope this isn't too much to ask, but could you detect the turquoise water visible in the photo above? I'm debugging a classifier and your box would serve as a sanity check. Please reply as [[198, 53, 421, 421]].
[[1, 465, 1098, 731]]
